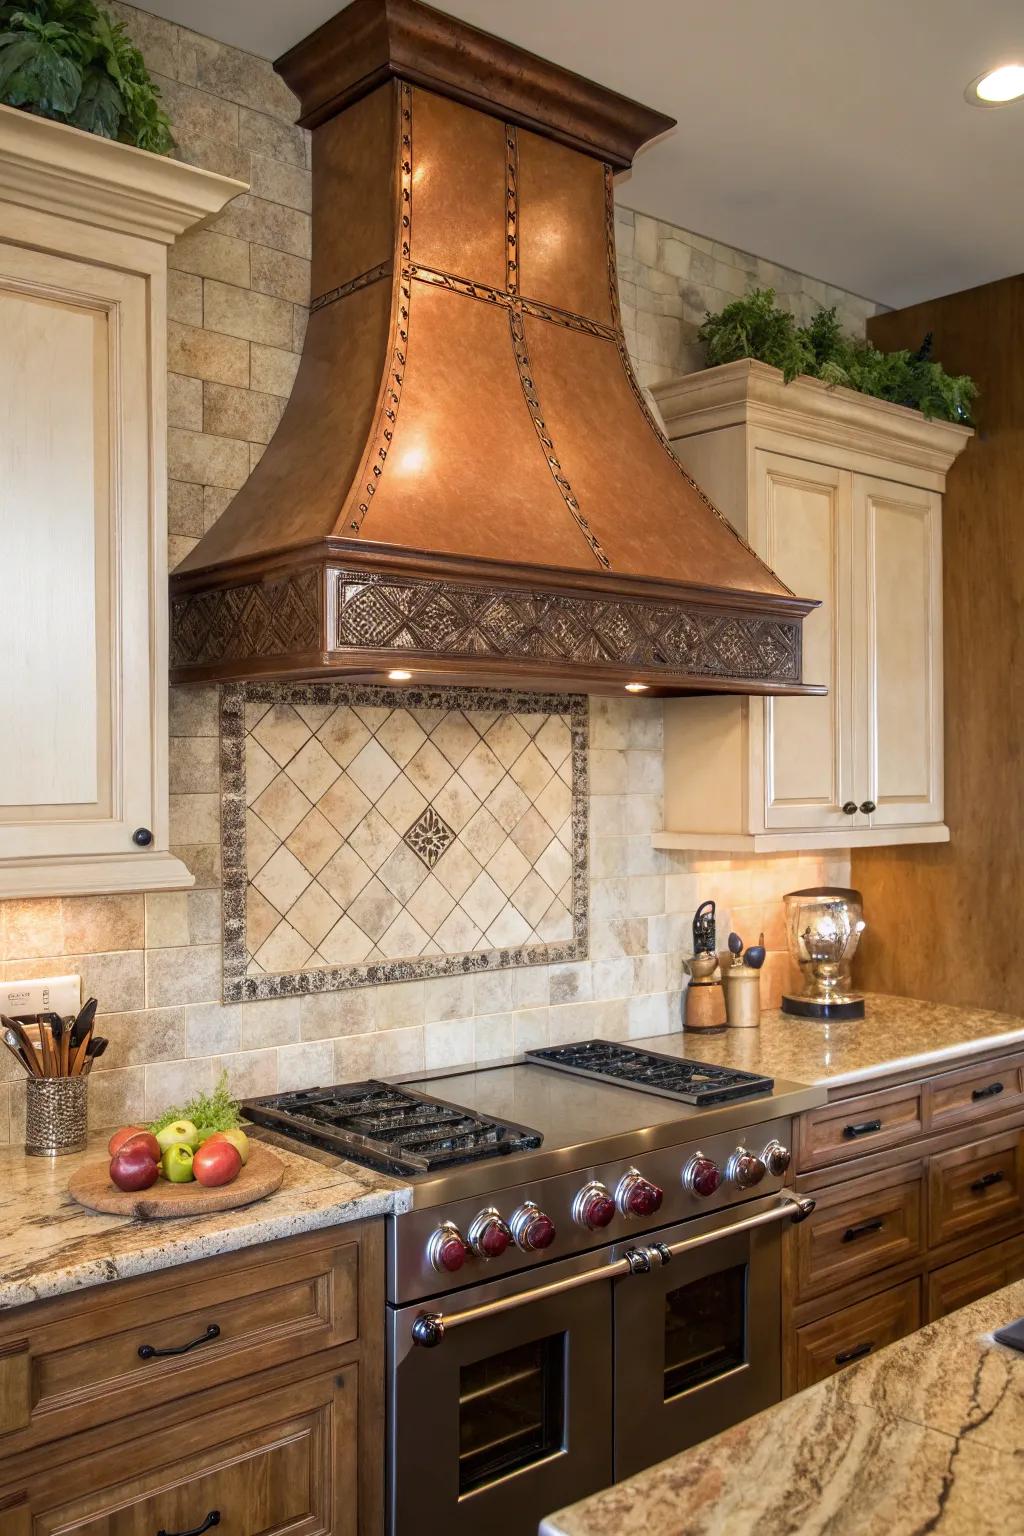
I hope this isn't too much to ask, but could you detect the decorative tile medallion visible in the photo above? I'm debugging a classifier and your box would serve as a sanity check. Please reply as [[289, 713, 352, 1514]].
[[220, 683, 589, 1002]]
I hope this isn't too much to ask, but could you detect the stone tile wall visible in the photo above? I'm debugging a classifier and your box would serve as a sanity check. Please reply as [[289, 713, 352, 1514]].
[[615, 207, 882, 391], [0, 5, 870, 1140]]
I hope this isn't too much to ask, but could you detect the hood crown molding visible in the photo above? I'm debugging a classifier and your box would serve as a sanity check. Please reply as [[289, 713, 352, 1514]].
[[171, 0, 823, 699], [0, 103, 245, 243]]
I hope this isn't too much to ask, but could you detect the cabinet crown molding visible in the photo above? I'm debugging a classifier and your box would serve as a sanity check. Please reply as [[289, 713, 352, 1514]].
[[654, 358, 972, 480], [0, 103, 245, 243]]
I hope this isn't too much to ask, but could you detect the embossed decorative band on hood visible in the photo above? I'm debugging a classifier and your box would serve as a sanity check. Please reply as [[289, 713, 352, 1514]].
[[170, 0, 823, 700]]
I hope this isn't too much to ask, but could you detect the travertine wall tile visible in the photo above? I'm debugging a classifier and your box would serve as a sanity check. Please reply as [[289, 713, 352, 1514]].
[[169, 229, 252, 287]]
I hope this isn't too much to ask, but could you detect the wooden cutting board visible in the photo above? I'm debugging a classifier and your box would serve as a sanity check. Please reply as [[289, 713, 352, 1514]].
[[68, 1140, 285, 1219]]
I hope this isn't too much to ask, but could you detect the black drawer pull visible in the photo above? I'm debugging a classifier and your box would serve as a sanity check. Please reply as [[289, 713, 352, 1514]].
[[834, 1341, 874, 1365], [842, 1119, 882, 1139], [157, 1513, 220, 1536], [971, 1082, 1004, 1101], [842, 1218, 885, 1243], [970, 1171, 1005, 1194], [138, 1323, 220, 1360]]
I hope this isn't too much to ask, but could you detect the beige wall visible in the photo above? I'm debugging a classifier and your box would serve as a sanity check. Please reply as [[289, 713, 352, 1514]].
[[0, 5, 871, 1141]]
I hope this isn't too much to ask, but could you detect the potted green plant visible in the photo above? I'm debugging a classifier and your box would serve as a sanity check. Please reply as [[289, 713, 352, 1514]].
[[0, 0, 172, 153], [698, 288, 976, 424]]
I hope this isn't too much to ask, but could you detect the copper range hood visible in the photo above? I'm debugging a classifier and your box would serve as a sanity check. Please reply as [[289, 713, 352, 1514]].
[[170, 0, 822, 698]]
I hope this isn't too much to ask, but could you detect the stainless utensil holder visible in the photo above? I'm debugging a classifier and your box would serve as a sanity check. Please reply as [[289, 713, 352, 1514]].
[[26, 1076, 88, 1156]]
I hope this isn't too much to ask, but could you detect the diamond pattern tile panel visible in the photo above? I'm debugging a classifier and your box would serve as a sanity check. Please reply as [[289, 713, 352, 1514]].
[[222, 685, 588, 1001]]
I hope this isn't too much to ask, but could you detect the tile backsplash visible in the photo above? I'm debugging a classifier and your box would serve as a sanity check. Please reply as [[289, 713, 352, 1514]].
[[0, 4, 869, 1141], [222, 685, 587, 999]]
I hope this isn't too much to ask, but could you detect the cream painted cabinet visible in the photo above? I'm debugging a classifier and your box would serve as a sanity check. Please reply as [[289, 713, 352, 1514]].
[[0, 105, 242, 897], [651, 360, 969, 853]]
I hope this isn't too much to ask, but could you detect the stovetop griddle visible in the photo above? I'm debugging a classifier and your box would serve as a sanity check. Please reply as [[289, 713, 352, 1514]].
[[525, 1039, 774, 1105], [242, 1080, 542, 1176]]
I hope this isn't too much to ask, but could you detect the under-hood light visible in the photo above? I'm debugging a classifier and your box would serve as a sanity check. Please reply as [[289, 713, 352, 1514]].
[[388, 669, 413, 681], [624, 682, 649, 693]]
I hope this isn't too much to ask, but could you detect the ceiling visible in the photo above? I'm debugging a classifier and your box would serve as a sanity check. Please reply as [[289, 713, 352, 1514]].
[[147, 0, 1024, 307]]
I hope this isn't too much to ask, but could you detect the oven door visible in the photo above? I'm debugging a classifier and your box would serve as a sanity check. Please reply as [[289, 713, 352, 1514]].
[[613, 1194, 783, 1479], [389, 1253, 613, 1536]]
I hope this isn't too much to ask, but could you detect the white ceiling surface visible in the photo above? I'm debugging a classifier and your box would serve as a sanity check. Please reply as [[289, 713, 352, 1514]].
[[147, 0, 1024, 307]]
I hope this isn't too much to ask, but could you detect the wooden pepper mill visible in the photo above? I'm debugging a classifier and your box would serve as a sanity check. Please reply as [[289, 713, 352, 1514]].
[[683, 900, 727, 1032]]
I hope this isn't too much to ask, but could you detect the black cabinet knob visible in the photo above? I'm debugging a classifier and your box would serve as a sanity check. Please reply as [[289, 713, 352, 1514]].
[[842, 802, 858, 816], [860, 800, 876, 815], [132, 827, 154, 847]]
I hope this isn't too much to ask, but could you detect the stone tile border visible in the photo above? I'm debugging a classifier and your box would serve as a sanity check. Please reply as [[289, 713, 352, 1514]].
[[220, 682, 589, 1002]]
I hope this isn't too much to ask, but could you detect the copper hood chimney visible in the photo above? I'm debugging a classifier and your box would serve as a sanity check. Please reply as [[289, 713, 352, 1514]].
[[170, 0, 822, 698]]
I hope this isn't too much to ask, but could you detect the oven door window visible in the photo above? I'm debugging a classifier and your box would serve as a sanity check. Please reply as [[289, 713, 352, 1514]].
[[458, 1334, 566, 1495], [663, 1262, 747, 1399]]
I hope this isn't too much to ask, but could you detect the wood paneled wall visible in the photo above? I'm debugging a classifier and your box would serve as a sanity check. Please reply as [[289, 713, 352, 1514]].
[[852, 275, 1024, 1009]]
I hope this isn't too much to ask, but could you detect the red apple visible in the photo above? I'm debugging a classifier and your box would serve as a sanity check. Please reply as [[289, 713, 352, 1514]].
[[108, 1125, 147, 1157], [110, 1143, 159, 1192], [115, 1129, 161, 1164], [192, 1138, 242, 1188]]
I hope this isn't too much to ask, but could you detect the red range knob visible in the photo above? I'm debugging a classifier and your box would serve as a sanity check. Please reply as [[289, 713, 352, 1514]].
[[682, 1154, 722, 1198], [727, 1148, 767, 1189], [510, 1201, 557, 1251], [468, 1208, 513, 1259], [763, 1140, 792, 1177], [427, 1223, 469, 1274], [572, 1182, 616, 1230], [616, 1169, 664, 1218]]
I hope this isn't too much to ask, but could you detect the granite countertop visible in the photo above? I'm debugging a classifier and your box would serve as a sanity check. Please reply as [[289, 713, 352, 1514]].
[[0, 1131, 411, 1311], [542, 1278, 1024, 1536], [678, 992, 1024, 1089]]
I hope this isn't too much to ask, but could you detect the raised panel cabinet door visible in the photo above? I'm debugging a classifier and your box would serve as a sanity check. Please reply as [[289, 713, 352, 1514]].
[[853, 474, 944, 828], [0, 244, 156, 865], [753, 453, 856, 832], [21, 1368, 356, 1536]]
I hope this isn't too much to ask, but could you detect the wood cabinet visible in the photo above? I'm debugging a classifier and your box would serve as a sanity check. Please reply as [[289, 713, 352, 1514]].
[[927, 1234, 1024, 1320], [790, 1278, 921, 1392], [0, 105, 241, 897], [651, 360, 970, 853], [0, 1221, 385, 1536], [790, 1163, 924, 1302], [19, 1370, 355, 1536], [783, 1045, 1024, 1393]]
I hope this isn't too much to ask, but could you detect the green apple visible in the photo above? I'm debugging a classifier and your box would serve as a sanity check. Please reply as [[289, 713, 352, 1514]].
[[155, 1118, 199, 1154], [209, 1127, 249, 1166], [162, 1143, 195, 1183]]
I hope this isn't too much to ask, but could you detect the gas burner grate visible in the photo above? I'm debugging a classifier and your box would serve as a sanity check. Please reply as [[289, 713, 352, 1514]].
[[525, 1040, 773, 1105], [241, 1081, 543, 1175]]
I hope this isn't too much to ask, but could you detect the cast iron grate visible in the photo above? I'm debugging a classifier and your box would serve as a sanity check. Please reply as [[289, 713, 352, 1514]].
[[525, 1039, 773, 1105], [241, 1080, 543, 1175]]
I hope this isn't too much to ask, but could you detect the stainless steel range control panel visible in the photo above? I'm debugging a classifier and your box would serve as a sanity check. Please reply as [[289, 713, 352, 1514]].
[[388, 1115, 793, 1304]]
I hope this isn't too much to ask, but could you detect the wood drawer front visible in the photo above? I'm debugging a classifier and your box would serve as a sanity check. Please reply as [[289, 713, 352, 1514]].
[[929, 1128, 1024, 1250], [21, 1367, 356, 1536], [924, 1054, 1024, 1134], [792, 1279, 921, 1391], [795, 1083, 923, 1173], [793, 1167, 924, 1301], [0, 1234, 357, 1450], [927, 1234, 1024, 1321]]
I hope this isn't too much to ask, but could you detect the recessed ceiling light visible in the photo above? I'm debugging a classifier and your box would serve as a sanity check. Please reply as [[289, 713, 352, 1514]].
[[388, 669, 413, 681], [966, 63, 1024, 105], [624, 682, 649, 693]]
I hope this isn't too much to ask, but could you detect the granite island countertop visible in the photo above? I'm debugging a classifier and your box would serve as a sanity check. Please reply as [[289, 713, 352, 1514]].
[[0, 1130, 411, 1311], [541, 1278, 1024, 1536], [670, 992, 1024, 1089]]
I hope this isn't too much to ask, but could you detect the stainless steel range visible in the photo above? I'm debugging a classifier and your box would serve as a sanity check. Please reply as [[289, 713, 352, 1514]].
[[243, 1037, 825, 1536]]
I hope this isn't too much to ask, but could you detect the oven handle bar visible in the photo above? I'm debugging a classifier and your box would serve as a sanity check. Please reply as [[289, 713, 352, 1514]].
[[411, 1190, 816, 1347]]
